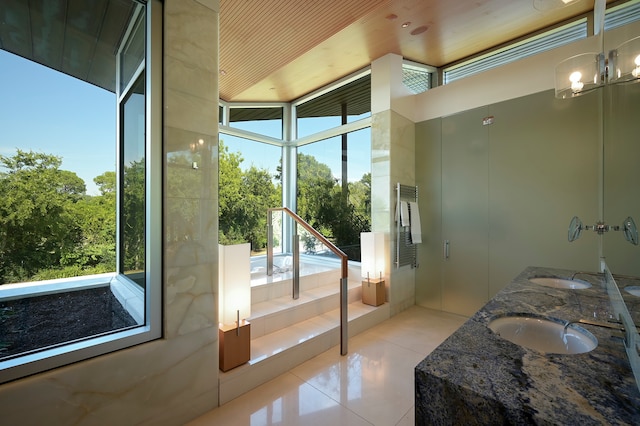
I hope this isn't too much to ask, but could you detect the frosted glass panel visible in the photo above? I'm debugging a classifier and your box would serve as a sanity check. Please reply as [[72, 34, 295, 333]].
[[488, 89, 599, 292], [441, 107, 489, 316]]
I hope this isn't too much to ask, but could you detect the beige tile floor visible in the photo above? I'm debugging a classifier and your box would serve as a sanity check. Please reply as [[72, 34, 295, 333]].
[[189, 306, 467, 426]]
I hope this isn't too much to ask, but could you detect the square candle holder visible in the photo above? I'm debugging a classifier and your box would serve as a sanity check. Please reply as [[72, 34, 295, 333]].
[[219, 321, 251, 372], [361, 278, 386, 307]]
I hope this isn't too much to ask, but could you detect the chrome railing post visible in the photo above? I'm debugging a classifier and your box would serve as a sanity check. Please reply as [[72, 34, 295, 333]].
[[267, 211, 273, 276], [292, 228, 300, 300], [340, 275, 348, 355]]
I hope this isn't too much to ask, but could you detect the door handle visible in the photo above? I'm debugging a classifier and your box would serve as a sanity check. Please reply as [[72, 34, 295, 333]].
[[444, 240, 450, 260]]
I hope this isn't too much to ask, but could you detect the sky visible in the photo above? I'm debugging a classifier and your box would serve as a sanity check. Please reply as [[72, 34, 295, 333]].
[[1, 49, 371, 196], [0, 50, 116, 195], [222, 121, 371, 183]]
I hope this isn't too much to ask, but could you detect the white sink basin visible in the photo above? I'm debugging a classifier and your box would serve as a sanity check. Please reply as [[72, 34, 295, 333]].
[[488, 314, 597, 354], [624, 286, 640, 297], [528, 276, 591, 289]]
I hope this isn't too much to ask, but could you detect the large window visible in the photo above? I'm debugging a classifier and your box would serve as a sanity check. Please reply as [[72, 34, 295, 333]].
[[0, 0, 161, 383], [218, 71, 372, 263], [297, 128, 371, 260]]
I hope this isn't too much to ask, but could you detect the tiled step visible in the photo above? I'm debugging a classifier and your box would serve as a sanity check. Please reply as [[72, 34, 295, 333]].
[[219, 299, 390, 405], [248, 276, 362, 340]]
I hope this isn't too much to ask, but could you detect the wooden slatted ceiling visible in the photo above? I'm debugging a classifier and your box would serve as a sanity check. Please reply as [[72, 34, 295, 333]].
[[0, 0, 625, 102], [219, 0, 389, 102], [220, 0, 617, 103]]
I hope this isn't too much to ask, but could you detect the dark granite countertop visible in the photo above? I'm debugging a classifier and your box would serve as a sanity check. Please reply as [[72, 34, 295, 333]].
[[415, 266, 640, 425]]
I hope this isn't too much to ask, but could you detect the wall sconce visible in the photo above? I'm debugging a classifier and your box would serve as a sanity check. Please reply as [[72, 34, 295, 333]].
[[555, 53, 604, 99], [609, 36, 640, 83], [218, 243, 251, 371], [360, 232, 386, 306], [554, 0, 640, 99]]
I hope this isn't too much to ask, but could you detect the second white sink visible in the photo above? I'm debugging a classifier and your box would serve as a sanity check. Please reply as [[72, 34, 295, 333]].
[[488, 314, 598, 354], [528, 276, 591, 289]]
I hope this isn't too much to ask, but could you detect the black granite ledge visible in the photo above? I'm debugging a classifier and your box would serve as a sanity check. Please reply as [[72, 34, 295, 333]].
[[0, 287, 136, 358], [416, 266, 640, 425]]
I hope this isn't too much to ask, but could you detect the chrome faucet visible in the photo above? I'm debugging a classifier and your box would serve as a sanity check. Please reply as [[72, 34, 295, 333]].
[[569, 271, 601, 281], [564, 318, 624, 334]]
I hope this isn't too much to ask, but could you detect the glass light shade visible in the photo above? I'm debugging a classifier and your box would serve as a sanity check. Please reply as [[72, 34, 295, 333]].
[[361, 232, 386, 279], [219, 243, 251, 325], [555, 53, 603, 99], [609, 36, 640, 84]]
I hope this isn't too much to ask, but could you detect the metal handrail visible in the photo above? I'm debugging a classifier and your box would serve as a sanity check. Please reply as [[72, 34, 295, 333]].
[[267, 207, 348, 355]]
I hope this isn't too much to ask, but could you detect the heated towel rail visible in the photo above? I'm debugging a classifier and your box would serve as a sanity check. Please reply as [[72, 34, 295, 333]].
[[395, 183, 418, 268]]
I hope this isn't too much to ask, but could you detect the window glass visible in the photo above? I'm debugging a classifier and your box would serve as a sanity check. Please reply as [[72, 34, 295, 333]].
[[0, 0, 157, 380], [297, 127, 371, 261], [219, 134, 283, 255], [403, 63, 432, 94], [120, 11, 145, 93], [296, 74, 371, 138], [443, 20, 586, 84], [120, 75, 146, 288], [229, 107, 283, 139], [0, 51, 116, 284]]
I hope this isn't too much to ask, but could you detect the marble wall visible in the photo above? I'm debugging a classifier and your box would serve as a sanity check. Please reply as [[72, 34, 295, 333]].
[[371, 54, 417, 315], [0, 1, 222, 424]]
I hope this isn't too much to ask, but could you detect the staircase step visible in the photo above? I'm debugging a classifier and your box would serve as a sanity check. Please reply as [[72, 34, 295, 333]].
[[248, 278, 362, 339], [218, 300, 390, 405]]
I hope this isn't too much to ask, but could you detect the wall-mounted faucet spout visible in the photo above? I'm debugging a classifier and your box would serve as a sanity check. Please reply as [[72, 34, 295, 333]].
[[564, 318, 624, 335]]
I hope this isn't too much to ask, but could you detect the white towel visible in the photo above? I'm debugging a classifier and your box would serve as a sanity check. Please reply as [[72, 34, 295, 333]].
[[409, 201, 422, 244], [400, 201, 410, 227]]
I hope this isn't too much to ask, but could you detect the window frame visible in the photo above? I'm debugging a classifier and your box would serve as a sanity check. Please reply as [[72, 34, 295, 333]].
[[0, 0, 162, 384], [218, 68, 372, 256]]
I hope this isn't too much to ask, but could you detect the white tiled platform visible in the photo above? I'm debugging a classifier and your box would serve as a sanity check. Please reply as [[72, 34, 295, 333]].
[[191, 306, 468, 426], [219, 265, 390, 404]]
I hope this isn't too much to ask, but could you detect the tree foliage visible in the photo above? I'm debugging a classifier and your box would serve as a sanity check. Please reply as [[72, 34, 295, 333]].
[[0, 139, 372, 283], [218, 140, 281, 250], [0, 150, 116, 284], [122, 159, 145, 273], [295, 153, 371, 259]]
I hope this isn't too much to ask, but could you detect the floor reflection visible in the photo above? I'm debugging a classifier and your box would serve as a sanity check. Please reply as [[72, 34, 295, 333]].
[[188, 306, 466, 426]]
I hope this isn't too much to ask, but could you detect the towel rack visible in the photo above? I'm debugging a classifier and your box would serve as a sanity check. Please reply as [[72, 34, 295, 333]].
[[395, 183, 418, 268]]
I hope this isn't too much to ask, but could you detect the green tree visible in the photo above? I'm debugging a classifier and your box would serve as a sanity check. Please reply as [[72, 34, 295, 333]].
[[295, 155, 371, 260], [122, 159, 145, 273], [219, 140, 281, 251], [219, 141, 246, 245], [296, 153, 336, 236], [62, 171, 117, 271], [0, 150, 85, 282], [238, 166, 273, 249]]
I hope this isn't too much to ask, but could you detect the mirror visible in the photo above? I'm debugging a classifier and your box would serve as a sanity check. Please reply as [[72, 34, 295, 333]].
[[604, 77, 640, 275], [623, 217, 639, 246], [568, 216, 583, 242]]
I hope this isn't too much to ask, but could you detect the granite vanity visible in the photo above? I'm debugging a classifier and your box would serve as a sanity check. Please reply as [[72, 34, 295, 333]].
[[415, 266, 640, 425]]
